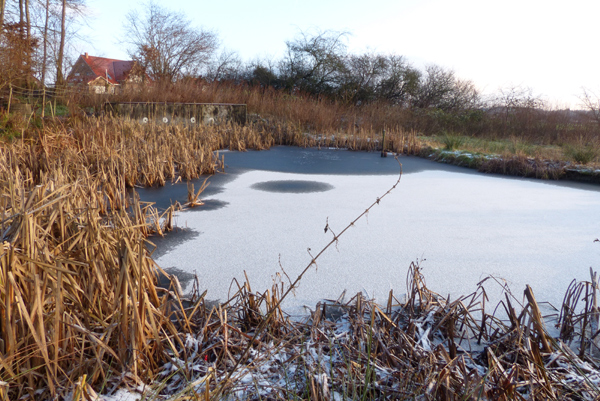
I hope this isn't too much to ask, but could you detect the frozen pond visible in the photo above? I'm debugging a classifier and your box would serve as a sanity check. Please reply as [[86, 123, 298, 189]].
[[140, 147, 600, 316]]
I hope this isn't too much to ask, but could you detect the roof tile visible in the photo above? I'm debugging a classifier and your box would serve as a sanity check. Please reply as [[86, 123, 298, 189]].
[[77, 54, 136, 85]]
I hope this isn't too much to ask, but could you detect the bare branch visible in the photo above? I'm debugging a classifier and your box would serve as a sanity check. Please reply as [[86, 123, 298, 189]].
[[579, 87, 600, 125], [122, 1, 218, 82]]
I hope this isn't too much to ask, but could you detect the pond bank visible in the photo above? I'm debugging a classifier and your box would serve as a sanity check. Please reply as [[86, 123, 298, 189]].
[[416, 146, 600, 184]]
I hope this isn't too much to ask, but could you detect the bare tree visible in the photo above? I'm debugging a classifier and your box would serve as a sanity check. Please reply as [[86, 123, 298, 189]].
[[40, 0, 50, 84], [375, 55, 420, 104], [338, 53, 420, 105], [54, 0, 66, 86], [36, 0, 85, 85], [0, 0, 84, 86], [123, 2, 218, 82], [496, 85, 544, 111], [0, 0, 37, 86], [412, 65, 479, 112], [246, 57, 280, 88], [580, 88, 600, 126], [18, 0, 23, 29], [338, 52, 387, 103], [492, 85, 545, 136], [204, 48, 242, 82], [279, 29, 349, 95]]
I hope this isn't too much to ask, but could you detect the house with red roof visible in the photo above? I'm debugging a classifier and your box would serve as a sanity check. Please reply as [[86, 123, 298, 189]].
[[67, 53, 148, 94]]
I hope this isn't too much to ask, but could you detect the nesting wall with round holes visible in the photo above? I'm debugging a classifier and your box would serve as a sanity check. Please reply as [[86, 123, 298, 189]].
[[104, 102, 247, 126]]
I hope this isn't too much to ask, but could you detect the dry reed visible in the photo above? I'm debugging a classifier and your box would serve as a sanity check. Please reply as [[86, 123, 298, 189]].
[[0, 115, 598, 400], [132, 262, 600, 400]]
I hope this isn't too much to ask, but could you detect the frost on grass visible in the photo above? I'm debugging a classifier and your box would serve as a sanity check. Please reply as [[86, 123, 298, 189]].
[[100, 263, 600, 400]]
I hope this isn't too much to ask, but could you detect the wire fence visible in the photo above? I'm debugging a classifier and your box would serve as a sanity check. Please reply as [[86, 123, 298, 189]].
[[0, 83, 88, 99], [0, 83, 98, 119]]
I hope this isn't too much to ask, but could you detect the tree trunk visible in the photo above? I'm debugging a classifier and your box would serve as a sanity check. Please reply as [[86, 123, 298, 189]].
[[25, 0, 32, 86], [56, 0, 67, 86], [0, 0, 6, 28], [25, 0, 30, 40], [41, 0, 50, 85], [19, 0, 24, 30]]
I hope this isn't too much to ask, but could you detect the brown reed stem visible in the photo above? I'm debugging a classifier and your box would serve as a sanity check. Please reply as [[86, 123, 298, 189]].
[[214, 157, 403, 397]]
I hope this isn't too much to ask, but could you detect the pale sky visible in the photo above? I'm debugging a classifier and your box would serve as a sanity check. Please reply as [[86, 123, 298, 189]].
[[79, 0, 600, 109]]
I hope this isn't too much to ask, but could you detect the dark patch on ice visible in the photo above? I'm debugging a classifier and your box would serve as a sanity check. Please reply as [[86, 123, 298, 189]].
[[134, 171, 236, 210], [147, 228, 200, 259], [191, 199, 229, 211], [156, 267, 196, 290], [251, 180, 334, 193]]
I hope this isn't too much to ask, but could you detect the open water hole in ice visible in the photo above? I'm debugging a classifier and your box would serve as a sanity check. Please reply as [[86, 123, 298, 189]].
[[139, 146, 600, 317]]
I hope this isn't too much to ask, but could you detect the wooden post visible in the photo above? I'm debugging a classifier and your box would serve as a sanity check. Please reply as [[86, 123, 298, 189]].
[[41, 87, 46, 118], [7, 84, 12, 114], [380, 128, 387, 157]]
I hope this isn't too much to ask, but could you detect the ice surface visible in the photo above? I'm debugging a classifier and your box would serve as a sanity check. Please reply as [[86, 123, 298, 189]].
[[155, 152, 600, 316]]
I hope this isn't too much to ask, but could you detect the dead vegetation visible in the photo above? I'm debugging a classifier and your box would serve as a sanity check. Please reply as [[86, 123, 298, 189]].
[[0, 130, 185, 400], [0, 117, 417, 399], [0, 117, 599, 400], [107, 262, 600, 400]]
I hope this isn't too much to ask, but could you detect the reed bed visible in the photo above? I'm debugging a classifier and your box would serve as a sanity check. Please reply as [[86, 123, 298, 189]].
[[0, 116, 420, 400], [0, 165, 171, 399], [4, 116, 420, 189], [100, 82, 410, 136], [116, 262, 600, 400], [91, 80, 600, 149], [0, 116, 598, 400]]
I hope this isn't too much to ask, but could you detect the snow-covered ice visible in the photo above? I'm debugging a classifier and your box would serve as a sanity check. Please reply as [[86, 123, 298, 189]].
[[153, 148, 600, 315]]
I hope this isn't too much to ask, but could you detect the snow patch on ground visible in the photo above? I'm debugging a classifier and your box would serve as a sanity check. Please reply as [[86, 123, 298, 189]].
[[99, 389, 142, 401]]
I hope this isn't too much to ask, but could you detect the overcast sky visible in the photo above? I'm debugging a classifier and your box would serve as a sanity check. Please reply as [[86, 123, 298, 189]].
[[79, 0, 599, 109]]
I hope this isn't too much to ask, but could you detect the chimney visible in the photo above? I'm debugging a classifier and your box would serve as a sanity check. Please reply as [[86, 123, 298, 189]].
[[85, 52, 88, 59]]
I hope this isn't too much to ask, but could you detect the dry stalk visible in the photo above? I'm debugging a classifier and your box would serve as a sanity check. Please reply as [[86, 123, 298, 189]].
[[212, 157, 404, 397]]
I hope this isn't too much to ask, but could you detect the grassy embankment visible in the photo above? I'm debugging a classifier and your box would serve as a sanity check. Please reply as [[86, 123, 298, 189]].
[[0, 84, 599, 399]]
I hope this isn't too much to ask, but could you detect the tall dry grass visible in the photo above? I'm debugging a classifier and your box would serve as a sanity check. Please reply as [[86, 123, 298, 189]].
[[73, 81, 414, 137], [5, 77, 600, 155], [0, 115, 421, 399], [1, 111, 597, 398], [6, 116, 420, 190], [124, 261, 600, 400], [0, 118, 250, 399], [72, 80, 600, 150], [0, 155, 173, 399]]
